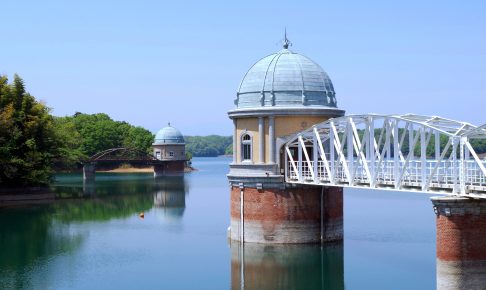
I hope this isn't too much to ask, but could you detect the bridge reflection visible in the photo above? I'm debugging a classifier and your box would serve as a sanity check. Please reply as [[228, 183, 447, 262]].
[[231, 242, 344, 290], [78, 173, 189, 220]]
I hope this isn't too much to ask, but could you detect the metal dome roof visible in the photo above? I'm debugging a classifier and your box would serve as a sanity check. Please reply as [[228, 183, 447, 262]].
[[235, 47, 337, 109], [154, 124, 185, 145]]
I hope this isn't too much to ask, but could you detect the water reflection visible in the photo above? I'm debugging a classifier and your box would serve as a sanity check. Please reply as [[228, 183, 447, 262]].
[[153, 176, 188, 220], [55, 173, 189, 221], [0, 207, 85, 289], [0, 174, 191, 288], [55, 172, 160, 198], [231, 242, 344, 290], [83, 179, 95, 196], [0, 158, 441, 289]]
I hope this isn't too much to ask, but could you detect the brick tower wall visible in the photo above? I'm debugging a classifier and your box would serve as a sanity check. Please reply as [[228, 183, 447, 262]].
[[431, 197, 486, 290], [230, 185, 343, 244]]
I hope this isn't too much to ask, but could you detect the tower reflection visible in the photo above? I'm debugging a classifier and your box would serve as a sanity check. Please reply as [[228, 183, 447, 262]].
[[230, 242, 344, 290], [153, 175, 188, 219]]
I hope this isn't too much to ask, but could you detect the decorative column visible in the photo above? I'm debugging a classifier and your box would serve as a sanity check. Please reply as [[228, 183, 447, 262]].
[[233, 119, 237, 164], [258, 117, 264, 164], [431, 196, 486, 290], [268, 116, 275, 164]]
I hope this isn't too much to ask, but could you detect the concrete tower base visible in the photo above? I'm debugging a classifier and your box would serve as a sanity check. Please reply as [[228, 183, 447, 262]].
[[230, 185, 343, 244], [153, 161, 185, 177], [431, 196, 486, 290]]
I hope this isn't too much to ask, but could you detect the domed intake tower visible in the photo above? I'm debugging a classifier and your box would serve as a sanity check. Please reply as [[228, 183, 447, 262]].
[[152, 123, 186, 176], [228, 36, 345, 244], [236, 48, 337, 109]]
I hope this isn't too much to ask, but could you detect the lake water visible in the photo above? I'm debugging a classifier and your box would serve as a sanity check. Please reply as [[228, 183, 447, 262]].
[[0, 157, 436, 289]]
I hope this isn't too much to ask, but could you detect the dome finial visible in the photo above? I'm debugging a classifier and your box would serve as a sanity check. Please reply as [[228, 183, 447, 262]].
[[283, 27, 292, 49]]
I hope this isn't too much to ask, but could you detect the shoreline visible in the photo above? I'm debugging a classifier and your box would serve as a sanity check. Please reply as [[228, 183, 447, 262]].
[[0, 166, 197, 207], [0, 187, 55, 207], [97, 166, 197, 173]]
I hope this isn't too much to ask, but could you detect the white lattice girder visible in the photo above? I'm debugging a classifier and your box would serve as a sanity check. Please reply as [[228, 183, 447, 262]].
[[284, 114, 486, 199]]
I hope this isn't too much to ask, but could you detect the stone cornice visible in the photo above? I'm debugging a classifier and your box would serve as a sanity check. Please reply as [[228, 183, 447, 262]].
[[431, 196, 486, 216], [228, 107, 345, 119]]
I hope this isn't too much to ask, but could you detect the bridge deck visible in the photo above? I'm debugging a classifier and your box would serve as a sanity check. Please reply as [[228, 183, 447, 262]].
[[284, 114, 486, 199], [287, 160, 486, 197]]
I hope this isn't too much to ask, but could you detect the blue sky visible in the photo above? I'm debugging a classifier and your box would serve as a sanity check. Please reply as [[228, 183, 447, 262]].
[[1, 0, 485, 135]]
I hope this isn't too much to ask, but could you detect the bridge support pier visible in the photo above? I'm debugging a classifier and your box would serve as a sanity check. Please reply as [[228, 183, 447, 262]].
[[230, 184, 343, 244], [431, 196, 486, 290], [83, 163, 96, 182]]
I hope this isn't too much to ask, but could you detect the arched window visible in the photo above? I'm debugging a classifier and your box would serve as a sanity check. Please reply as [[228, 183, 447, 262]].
[[241, 133, 252, 161]]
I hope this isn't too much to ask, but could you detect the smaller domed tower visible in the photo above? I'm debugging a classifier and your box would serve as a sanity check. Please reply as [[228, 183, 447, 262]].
[[152, 123, 186, 176]]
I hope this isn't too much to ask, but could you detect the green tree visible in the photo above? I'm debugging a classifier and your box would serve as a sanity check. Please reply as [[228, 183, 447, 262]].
[[52, 117, 86, 168], [71, 113, 124, 156], [185, 151, 193, 161], [0, 74, 57, 186], [119, 122, 154, 154], [52, 112, 155, 169]]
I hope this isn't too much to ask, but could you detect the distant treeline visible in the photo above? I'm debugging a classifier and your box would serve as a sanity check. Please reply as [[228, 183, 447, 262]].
[[351, 128, 486, 157], [185, 135, 232, 157]]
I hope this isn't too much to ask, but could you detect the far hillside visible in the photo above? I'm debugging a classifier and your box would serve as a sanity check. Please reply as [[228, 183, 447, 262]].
[[185, 135, 232, 157]]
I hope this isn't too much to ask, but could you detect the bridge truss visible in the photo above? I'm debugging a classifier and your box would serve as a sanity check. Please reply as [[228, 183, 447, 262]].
[[87, 147, 158, 163], [284, 114, 486, 198]]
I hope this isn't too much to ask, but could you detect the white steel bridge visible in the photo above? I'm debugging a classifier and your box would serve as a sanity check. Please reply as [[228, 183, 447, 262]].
[[284, 114, 486, 199]]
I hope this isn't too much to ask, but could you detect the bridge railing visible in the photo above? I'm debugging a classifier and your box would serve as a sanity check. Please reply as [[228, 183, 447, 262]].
[[288, 159, 486, 188], [284, 114, 486, 198]]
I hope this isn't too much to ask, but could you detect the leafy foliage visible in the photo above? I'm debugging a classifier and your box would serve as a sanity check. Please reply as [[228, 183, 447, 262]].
[[185, 135, 232, 157], [0, 74, 57, 186], [52, 116, 86, 169], [53, 113, 154, 169], [471, 139, 486, 156]]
